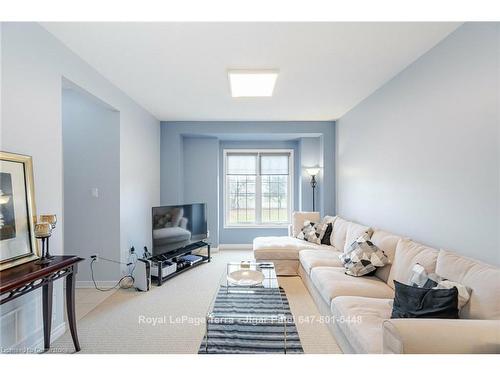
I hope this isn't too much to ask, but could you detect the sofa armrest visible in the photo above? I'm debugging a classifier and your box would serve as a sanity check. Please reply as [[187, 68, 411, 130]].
[[382, 319, 500, 354], [179, 217, 188, 229], [291, 211, 321, 237]]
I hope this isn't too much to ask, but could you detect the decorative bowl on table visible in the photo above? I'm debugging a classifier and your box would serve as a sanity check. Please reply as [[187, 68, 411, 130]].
[[227, 269, 265, 286]]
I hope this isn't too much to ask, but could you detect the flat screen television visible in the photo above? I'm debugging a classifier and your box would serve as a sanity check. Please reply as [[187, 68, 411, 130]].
[[152, 203, 207, 257]]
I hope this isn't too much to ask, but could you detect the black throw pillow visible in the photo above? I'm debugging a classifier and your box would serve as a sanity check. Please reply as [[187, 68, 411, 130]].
[[391, 280, 459, 319], [320, 223, 333, 245]]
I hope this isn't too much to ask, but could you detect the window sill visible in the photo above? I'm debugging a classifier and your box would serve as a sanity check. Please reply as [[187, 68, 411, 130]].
[[224, 224, 289, 230]]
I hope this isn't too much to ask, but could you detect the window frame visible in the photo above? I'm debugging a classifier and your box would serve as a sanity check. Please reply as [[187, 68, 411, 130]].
[[223, 148, 294, 229]]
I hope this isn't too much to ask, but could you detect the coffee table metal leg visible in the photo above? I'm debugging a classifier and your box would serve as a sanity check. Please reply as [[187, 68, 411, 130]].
[[283, 315, 287, 354], [205, 314, 210, 353]]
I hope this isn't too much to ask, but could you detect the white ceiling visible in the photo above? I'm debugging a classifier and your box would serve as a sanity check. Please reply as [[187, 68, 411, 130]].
[[42, 22, 461, 121]]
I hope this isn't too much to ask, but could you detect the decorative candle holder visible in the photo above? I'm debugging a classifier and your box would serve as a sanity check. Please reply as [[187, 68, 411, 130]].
[[34, 222, 52, 265], [39, 214, 57, 259]]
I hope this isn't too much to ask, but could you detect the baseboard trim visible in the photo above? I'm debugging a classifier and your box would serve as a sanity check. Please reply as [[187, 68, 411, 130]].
[[76, 280, 119, 289], [218, 244, 253, 250]]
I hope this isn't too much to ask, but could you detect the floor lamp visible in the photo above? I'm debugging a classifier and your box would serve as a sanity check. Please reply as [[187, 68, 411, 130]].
[[306, 167, 320, 212]]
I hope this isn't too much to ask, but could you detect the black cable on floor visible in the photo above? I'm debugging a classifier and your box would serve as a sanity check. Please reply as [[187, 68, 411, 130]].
[[90, 258, 135, 292]]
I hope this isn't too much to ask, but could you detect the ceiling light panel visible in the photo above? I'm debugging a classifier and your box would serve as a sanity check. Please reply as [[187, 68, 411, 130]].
[[228, 70, 278, 97]]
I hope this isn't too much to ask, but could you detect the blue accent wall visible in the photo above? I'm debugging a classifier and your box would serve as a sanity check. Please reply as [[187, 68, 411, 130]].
[[218, 140, 300, 244], [182, 136, 220, 245], [160, 121, 335, 246]]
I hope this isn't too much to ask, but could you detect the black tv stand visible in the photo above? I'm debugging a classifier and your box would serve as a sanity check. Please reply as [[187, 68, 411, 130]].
[[150, 241, 211, 286]]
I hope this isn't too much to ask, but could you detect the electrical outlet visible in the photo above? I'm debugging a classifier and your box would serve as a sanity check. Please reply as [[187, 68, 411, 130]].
[[90, 187, 99, 198], [130, 246, 135, 254], [91, 254, 99, 262]]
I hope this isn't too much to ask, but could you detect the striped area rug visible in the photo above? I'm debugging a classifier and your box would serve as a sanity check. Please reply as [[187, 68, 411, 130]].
[[199, 286, 303, 354]]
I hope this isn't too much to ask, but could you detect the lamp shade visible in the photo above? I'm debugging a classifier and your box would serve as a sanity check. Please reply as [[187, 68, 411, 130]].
[[305, 167, 320, 177]]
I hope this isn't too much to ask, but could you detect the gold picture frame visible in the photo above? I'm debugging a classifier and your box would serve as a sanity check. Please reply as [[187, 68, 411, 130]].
[[0, 151, 39, 270]]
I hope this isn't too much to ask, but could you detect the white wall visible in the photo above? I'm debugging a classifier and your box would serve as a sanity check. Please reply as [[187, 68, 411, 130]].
[[0, 22, 160, 351], [62, 88, 121, 285], [336, 23, 500, 265]]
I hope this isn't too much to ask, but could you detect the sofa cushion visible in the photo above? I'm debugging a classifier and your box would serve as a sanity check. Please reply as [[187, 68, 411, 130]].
[[299, 249, 344, 275], [292, 211, 321, 237], [331, 217, 350, 251], [344, 222, 373, 252], [371, 230, 404, 282], [253, 236, 332, 260], [387, 239, 439, 290], [310, 267, 394, 305], [436, 249, 500, 320], [331, 296, 392, 354]]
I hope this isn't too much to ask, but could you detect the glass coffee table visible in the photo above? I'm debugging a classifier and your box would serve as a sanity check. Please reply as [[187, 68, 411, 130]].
[[221, 261, 280, 288], [202, 261, 292, 354]]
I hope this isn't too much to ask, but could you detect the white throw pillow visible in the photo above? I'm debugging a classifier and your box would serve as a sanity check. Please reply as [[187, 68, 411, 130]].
[[409, 263, 471, 310]]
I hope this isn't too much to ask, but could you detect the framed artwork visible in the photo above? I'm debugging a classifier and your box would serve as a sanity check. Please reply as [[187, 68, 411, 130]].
[[0, 151, 39, 270]]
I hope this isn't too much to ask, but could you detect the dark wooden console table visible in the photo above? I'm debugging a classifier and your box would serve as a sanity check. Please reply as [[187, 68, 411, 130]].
[[0, 256, 84, 353]]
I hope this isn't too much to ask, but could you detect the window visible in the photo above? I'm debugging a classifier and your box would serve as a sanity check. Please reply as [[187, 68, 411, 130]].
[[224, 149, 293, 227]]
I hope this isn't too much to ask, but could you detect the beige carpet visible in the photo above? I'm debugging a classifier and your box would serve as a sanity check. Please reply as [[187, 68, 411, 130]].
[[52, 250, 341, 354]]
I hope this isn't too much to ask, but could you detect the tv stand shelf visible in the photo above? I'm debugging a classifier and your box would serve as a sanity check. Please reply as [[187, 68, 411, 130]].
[[150, 241, 211, 286]]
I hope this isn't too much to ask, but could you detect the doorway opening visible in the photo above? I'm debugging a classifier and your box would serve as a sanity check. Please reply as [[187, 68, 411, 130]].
[[62, 79, 120, 317]]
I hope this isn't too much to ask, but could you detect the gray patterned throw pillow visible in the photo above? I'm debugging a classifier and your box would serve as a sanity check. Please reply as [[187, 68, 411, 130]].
[[340, 235, 389, 276], [296, 221, 321, 244]]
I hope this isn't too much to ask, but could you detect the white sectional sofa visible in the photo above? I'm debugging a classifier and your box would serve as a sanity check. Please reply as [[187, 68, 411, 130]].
[[253, 211, 500, 354]]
